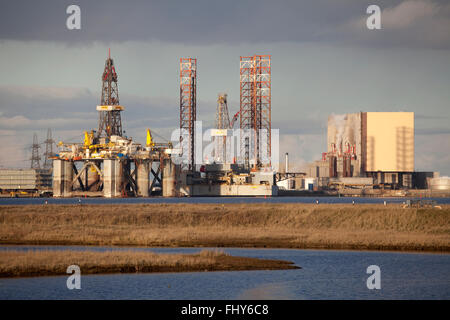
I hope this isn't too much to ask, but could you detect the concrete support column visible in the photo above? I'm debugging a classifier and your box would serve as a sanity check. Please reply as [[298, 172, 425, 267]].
[[53, 159, 63, 197], [104, 159, 123, 198], [162, 158, 176, 197], [136, 161, 150, 197], [52, 159, 73, 197], [64, 161, 73, 197]]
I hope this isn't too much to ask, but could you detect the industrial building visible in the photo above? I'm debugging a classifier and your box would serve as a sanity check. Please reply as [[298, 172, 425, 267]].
[[0, 169, 52, 196], [305, 111, 435, 191], [0, 128, 54, 197]]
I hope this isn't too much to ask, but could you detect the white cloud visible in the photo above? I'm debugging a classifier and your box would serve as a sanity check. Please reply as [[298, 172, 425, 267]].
[[382, 0, 439, 29]]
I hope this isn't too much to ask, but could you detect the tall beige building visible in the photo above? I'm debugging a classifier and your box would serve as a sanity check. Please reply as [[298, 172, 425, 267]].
[[327, 112, 414, 175], [363, 112, 414, 172]]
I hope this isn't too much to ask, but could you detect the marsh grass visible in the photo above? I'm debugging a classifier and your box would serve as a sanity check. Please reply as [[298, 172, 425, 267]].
[[0, 203, 449, 251], [0, 248, 298, 277]]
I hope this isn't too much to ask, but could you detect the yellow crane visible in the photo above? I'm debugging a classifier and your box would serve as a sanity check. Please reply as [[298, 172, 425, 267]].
[[146, 129, 155, 148], [84, 130, 95, 147]]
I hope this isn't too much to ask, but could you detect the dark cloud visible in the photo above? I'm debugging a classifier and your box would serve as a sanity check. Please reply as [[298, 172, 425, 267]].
[[2, 0, 449, 48], [0, 0, 353, 43], [0, 86, 96, 121], [0, 85, 178, 131], [0, 85, 218, 142]]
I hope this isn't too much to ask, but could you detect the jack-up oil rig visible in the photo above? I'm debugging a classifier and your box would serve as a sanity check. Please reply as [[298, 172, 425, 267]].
[[52, 52, 277, 197]]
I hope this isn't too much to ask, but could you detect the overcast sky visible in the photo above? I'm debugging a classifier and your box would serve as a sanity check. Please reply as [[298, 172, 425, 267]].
[[0, 0, 449, 174]]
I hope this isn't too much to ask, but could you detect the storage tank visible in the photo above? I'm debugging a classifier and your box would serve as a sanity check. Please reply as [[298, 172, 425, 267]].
[[429, 177, 450, 191], [87, 166, 100, 190]]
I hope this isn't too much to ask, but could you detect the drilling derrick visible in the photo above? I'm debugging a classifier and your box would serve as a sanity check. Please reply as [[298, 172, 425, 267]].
[[30, 133, 41, 169], [97, 49, 124, 139], [180, 58, 197, 171], [240, 55, 271, 168], [214, 93, 231, 163]]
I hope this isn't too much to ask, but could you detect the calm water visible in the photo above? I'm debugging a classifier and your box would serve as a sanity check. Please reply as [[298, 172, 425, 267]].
[[0, 246, 449, 300], [1, 196, 450, 205]]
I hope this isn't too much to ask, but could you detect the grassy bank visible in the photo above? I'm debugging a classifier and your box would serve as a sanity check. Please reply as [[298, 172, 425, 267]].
[[0, 203, 449, 252], [0, 249, 298, 278]]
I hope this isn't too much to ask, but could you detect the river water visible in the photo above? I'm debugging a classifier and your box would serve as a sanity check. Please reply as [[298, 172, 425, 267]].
[[1, 196, 450, 205], [0, 246, 449, 300]]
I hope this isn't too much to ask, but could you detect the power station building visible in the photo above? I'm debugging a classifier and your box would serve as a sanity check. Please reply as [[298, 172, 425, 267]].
[[307, 112, 432, 189]]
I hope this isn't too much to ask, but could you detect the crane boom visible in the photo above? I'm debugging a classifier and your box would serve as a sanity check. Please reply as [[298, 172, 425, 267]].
[[230, 110, 240, 128]]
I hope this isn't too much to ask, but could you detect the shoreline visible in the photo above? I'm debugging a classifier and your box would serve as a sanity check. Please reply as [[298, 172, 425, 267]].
[[1, 239, 449, 253], [1, 203, 449, 253], [2, 190, 450, 199], [2, 243, 449, 256]]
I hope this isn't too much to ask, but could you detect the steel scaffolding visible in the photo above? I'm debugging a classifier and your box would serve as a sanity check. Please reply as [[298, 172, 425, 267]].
[[240, 55, 271, 168], [180, 57, 197, 171]]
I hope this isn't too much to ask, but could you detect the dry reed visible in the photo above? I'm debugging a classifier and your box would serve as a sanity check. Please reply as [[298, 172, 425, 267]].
[[0, 203, 449, 252], [0, 248, 298, 277]]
